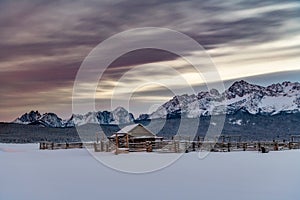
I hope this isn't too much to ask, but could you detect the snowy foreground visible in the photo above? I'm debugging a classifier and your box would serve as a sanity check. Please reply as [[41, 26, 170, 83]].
[[1, 144, 300, 200]]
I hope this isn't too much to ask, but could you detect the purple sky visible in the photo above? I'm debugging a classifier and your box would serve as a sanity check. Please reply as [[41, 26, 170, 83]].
[[1, 0, 300, 121]]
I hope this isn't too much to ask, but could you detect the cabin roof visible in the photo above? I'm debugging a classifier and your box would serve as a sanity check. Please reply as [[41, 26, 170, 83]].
[[117, 124, 140, 134], [116, 123, 155, 137]]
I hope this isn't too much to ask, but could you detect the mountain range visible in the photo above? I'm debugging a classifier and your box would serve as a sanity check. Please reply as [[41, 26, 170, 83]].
[[13, 80, 300, 128], [144, 80, 300, 119], [13, 107, 134, 127]]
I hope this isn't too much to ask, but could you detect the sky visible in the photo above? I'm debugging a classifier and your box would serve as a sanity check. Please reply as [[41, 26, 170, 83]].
[[1, 0, 300, 121]]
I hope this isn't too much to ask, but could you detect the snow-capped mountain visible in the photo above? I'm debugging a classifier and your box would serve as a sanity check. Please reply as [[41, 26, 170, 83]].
[[13, 107, 134, 127], [14, 111, 63, 127], [111, 106, 135, 124], [64, 107, 134, 127], [39, 113, 63, 127], [13, 80, 300, 126], [64, 112, 110, 127], [146, 80, 300, 119], [13, 110, 41, 124]]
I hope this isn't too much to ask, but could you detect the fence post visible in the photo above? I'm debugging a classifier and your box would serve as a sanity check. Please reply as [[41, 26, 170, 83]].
[[274, 142, 278, 151], [94, 142, 98, 152], [288, 142, 292, 149], [174, 140, 177, 153], [115, 134, 119, 155], [243, 143, 247, 151], [105, 142, 109, 152], [227, 142, 231, 152]]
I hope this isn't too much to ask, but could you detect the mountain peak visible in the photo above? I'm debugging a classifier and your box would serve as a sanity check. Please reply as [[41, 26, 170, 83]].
[[229, 80, 256, 90], [113, 106, 127, 112], [209, 88, 220, 96], [111, 106, 134, 124], [233, 79, 250, 85], [39, 112, 63, 127], [14, 110, 41, 124], [227, 80, 264, 98]]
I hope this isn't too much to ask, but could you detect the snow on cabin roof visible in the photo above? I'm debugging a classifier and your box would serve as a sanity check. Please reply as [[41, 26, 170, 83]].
[[109, 133, 126, 138], [133, 136, 163, 139], [117, 123, 155, 137], [117, 124, 140, 134]]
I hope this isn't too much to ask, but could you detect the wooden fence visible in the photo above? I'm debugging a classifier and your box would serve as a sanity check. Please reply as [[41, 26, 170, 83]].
[[39, 142, 94, 150], [40, 140, 300, 153]]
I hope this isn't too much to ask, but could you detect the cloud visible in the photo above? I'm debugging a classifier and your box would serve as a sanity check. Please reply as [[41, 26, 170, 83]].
[[0, 0, 300, 121]]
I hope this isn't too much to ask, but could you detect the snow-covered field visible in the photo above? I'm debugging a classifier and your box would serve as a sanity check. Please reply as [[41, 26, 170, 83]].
[[1, 144, 300, 200]]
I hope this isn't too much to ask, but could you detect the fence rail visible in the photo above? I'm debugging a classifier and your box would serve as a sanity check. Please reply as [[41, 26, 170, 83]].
[[40, 140, 300, 153]]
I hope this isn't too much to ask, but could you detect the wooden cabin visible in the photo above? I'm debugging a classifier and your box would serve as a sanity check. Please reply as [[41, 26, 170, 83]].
[[108, 124, 163, 150]]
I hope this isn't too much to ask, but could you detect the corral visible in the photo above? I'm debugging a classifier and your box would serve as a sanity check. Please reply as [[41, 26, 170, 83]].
[[38, 123, 300, 153]]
